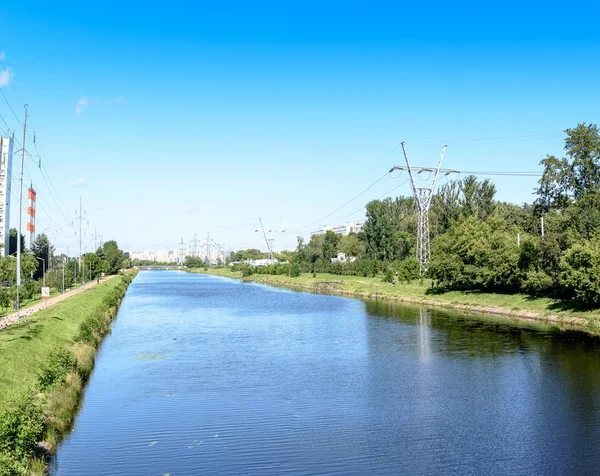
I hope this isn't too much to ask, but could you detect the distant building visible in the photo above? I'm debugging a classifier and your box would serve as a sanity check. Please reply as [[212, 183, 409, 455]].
[[0, 137, 13, 256], [331, 253, 347, 264], [311, 221, 363, 237], [247, 258, 278, 267], [130, 249, 179, 263]]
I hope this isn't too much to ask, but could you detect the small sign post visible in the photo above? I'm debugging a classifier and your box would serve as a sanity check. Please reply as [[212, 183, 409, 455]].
[[42, 287, 50, 309]]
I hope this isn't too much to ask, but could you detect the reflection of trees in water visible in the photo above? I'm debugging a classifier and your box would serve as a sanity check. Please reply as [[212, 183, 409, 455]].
[[364, 299, 600, 392]]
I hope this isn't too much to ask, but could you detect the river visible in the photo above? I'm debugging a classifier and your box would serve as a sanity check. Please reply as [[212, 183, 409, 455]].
[[52, 271, 600, 475]]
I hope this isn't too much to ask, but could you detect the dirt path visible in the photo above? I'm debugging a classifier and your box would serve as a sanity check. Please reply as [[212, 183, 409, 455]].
[[0, 275, 118, 330]]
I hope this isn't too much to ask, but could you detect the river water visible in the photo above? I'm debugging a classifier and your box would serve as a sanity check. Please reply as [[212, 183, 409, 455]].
[[52, 271, 600, 475]]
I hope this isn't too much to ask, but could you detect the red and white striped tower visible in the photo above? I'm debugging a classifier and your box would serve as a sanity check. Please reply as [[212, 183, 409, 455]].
[[26, 187, 36, 249]]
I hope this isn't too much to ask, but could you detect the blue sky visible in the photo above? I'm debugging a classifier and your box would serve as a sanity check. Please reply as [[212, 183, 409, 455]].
[[1, 0, 599, 253]]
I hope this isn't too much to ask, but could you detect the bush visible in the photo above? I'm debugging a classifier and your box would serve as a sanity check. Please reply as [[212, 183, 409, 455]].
[[289, 263, 301, 277], [0, 392, 44, 462], [77, 310, 109, 345], [396, 257, 420, 282], [522, 270, 554, 295], [0, 452, 27, 476], [560, 239, 600, 306], [38, 347, 77, 391], [241, 265, 254, 277]]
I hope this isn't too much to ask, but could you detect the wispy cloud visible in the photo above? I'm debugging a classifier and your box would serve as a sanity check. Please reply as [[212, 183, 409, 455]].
[[111, 96, 127, 104], [0, 67, 13, 88], [75, 97, 99, 115], [0, 52, 6, 62], [67, 178, 88, 188]]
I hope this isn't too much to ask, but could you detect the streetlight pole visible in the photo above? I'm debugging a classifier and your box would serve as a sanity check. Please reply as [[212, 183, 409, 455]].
[[15, 105, 29, 320], [35, 257, 45, 287]]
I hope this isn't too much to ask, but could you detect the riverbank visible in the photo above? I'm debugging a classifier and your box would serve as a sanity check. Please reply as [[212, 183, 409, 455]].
[[0, 271, 137, 475], [188, 268, 600, 333]]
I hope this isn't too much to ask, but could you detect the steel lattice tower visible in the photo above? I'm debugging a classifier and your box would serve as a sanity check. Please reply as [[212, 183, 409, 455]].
[[390, 142, 447, 275]]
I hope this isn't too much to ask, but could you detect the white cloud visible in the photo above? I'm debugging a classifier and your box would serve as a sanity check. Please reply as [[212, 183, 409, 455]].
[[0, 68, 13, 87], [112, 96, 127, 104], [67, 178, 87, 188], [75, 97, 99, 115], [0, 52, 5, 61]]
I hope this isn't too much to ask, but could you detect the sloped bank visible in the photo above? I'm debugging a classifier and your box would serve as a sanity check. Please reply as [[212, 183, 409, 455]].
[[0, 272, 137, 475], [188, 268, 599, 334]]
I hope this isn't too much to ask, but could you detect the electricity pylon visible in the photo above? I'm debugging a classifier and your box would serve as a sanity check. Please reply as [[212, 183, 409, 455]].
[[390, 142, 447, 275]]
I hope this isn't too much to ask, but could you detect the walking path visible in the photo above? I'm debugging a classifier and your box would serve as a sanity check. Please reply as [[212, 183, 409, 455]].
[[0, 275, 118, 330]]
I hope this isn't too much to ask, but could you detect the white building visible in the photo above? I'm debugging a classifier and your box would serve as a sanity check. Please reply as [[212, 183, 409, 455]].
[[311, 221, 363, 237], [0, 137, 13, 256], [130, 249, 179, 263]]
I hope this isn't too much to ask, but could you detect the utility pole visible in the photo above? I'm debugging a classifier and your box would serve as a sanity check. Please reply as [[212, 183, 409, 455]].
[[79, 198, 83, 285], [178, 237, 186, 265], [62, 257, 65, 294], [390, 142, 447, 275], [258, 218, 274, 262], [15, 104, 28, 320], [541, 217, 544, 240], [94, 226, 97, 251], [206, 233, 212, 264]]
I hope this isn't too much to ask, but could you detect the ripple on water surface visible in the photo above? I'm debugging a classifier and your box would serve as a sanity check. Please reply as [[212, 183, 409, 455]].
[[52, 271, 600, 475]]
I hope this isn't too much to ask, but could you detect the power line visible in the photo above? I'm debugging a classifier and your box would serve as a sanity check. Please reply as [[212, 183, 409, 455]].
[[456, 170, 542, 177], [291, 171, 391, 233], [408, 132, 563, 145], [313, 177, 413, 232]]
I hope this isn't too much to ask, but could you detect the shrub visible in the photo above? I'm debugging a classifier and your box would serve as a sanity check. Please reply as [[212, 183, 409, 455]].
[[0, 392, 44, 462], [396, 257, 420, 282], [0, 452, 27, 476], [560, 239, 600, 306], [38, 347, 77, 391], [522, 270, 553, 295], [289, 263, 301, 277], [241, 265, 254, 277]]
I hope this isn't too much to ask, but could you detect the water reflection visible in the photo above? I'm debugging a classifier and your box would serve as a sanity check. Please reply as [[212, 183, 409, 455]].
[[53, 272, 600, 475]]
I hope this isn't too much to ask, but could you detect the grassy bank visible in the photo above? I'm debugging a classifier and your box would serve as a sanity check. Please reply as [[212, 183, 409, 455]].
[[188, 268, 600, 332], [0, 272, 137, 475]]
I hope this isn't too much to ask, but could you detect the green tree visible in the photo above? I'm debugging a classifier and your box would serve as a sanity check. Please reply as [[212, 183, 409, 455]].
[[535, 123, 600, 212], [560, 236, 600, 306], [30, 233, 54, 280], [8, 228, 25, 256], [339, 232, 365, 257], [97, 240, 124, 274], [322, 230, 340, 260]]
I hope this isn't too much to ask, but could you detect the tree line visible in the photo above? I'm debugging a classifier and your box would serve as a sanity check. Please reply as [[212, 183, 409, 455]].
[[0, 234, 127, 312], [229, 123, 600, 307]]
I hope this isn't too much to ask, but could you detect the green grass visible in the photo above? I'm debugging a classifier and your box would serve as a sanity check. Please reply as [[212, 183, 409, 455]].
[[0, 282, 90, 319], [0, 278, 121, 401], [190, 268, 600, 330]]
